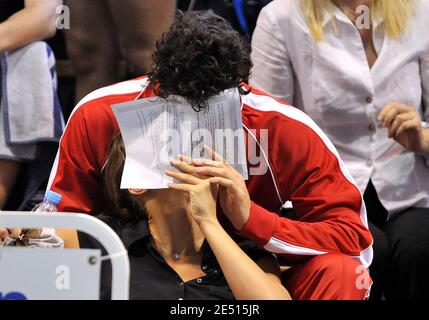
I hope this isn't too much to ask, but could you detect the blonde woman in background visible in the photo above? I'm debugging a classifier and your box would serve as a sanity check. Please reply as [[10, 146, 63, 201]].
[[250, 0, 429, 300]]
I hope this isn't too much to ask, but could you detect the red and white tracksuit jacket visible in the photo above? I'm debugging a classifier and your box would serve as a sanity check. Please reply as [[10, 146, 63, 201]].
[[48, 76, 373, 268]]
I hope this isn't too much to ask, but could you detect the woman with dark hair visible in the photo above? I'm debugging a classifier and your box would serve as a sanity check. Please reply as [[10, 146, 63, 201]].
[[91, 133, 290, 300]]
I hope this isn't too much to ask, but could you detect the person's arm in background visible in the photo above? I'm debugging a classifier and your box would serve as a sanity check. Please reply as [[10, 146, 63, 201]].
[[0, 0, 62, 52], [249, 5, 295, 103], [167, 162, 291, 300]]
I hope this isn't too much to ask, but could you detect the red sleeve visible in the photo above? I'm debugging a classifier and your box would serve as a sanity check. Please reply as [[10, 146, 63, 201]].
[[47, 101, 118, 214], [241, 109, 373, 267]]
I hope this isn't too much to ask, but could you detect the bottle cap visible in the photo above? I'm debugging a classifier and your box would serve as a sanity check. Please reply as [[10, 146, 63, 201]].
[[44, 190, 62, 205]]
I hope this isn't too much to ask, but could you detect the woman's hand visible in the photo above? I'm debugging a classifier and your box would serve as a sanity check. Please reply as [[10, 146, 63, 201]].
[[379, 103, 429, 154], [166, 160, 219, 228], [191, 147, 251, 232]]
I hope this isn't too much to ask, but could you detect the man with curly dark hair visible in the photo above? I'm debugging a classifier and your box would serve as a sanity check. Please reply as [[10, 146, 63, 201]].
[[48, 10, 373, 300], [149, 11, 252, 110]]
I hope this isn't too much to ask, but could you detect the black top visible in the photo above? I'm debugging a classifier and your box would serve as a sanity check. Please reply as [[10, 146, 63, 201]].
[[0, 0, 25, 23], [79, 215, 270, 300]]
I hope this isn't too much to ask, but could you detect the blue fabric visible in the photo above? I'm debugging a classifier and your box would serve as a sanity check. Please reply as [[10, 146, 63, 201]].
[[233, 0, 250, 37]]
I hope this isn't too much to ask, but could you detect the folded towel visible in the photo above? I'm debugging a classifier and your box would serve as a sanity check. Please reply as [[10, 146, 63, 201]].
[[0, 41, 64, 145]]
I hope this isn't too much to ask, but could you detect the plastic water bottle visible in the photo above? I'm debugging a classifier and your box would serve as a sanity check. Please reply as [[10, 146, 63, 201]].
[[32, 190, 62, 213], [1, 191, 64, 247], [27, 190, 64, 248]]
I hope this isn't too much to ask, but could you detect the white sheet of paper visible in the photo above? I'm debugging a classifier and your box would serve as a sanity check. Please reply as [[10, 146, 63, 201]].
[[111, 88, 248, 189]]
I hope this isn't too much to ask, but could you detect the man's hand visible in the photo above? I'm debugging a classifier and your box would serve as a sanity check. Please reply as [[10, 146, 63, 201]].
[[191, 146, 252, 231], [166, 160, 219, 228], [379, 103, 429, 154]]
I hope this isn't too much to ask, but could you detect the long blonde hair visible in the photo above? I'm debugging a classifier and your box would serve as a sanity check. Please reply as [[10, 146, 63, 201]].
[[300, 0, 417, 41]]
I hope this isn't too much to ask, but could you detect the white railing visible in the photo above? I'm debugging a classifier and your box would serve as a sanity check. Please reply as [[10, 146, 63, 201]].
[[0, 212, 130, 300]]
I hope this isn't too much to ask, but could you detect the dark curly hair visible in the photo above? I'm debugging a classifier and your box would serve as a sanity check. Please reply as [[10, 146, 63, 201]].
[[149, 10, 252, 111]]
